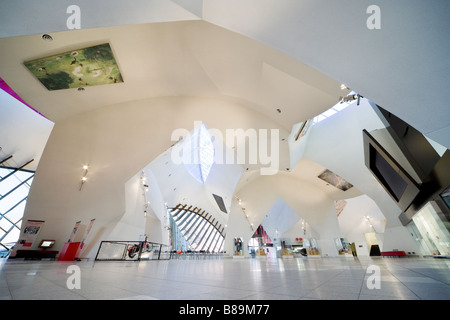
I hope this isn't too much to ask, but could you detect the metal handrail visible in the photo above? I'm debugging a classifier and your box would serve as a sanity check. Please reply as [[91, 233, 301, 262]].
[[94, 240, 171, 261]]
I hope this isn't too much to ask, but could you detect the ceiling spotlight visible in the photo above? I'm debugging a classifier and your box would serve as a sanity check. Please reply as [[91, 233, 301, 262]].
[[340, 84, 349, 90], [80, 164, 89, 190], [42, 34, 53, 42]]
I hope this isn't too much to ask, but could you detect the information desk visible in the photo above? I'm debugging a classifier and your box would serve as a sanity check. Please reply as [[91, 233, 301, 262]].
[[15, 250, 59, 260]]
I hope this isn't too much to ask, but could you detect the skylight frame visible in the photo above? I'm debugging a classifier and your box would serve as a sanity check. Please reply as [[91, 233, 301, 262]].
[[312, 91, 357, 124], [183, 123, 215, 184]]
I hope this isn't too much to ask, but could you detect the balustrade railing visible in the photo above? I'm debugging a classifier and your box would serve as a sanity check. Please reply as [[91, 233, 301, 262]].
[[95, 240, 171, 261]]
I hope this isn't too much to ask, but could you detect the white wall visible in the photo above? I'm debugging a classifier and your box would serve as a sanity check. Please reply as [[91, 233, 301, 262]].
[[230, 173, 343, 257], [20, 96, 289, 259], [282, 219, 319, 245], [337, 195, 386, 256], [223, 200, 254, 257], [143, 168, 171, 245], [107, 172, 147, 241]]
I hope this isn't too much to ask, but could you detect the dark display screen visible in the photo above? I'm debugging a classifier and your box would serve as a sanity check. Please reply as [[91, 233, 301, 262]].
[[371, 145, 407, 202]]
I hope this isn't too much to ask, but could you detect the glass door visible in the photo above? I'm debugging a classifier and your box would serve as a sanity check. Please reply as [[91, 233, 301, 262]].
[[410, 201, 450, 256]]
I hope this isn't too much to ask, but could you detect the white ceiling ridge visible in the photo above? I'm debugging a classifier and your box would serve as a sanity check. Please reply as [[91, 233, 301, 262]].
[[0, 0, 202, 39], [170, 0, 204, 19], [2, 1, 449, 150]]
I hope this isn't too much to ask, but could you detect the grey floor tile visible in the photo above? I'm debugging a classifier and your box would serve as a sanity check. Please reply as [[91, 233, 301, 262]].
[[1, 256, 449, 300]]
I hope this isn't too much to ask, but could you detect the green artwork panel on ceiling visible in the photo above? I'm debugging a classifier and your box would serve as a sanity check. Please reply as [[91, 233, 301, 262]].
[[24, 43, 123, 90]]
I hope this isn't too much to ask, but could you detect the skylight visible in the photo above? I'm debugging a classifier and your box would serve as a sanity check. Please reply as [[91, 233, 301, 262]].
[[313, 91, 357, 124], [198, 125, 214, 182], [183, 123, 215, 184]]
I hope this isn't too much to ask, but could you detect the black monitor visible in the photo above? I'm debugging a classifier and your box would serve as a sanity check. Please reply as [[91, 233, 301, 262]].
[[38, 240, 55, 248], [363, 129, 421, 212]]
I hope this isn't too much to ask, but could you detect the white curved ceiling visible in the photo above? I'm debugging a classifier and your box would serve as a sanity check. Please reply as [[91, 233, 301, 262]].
[[1, 0, 448, 148], [0, 20, 343, 130]]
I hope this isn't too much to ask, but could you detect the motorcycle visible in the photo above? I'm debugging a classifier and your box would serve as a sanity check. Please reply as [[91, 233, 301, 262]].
[[127, 242, 153, 259]]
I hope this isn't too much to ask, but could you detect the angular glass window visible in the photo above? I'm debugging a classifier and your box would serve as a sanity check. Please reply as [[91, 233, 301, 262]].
[[0, 167, 34, 257], [313, 91, 357, 124], [169, 205, 224, 253], [183, 123, 215, 184]]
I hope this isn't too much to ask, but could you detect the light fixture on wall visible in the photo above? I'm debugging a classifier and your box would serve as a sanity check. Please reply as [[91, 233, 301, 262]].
[[364, 215, 377, 232], [79, 164, 89, 190], [144, 202, 150, 217], [235, 196, 255, 232], [140, 171, 151, 217], [140, 171, 147, 193]]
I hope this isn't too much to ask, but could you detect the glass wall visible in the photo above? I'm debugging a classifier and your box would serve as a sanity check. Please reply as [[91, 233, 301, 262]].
[[169, 206, 224, 253], [408, 201, 450, 256], [0, 167, 34, 257]]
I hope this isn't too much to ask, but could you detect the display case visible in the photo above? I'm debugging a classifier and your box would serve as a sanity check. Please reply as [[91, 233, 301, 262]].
[[233, 237, 244, 257], [335, 238, 353, 257], [304, 238, 320, 257]]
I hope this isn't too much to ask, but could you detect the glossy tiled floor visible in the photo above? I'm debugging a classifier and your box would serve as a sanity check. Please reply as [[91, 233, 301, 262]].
[[1, 256, 449, 300]]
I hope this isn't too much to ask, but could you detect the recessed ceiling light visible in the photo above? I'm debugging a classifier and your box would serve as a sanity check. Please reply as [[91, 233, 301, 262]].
[[42, 34, 53, 42]]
